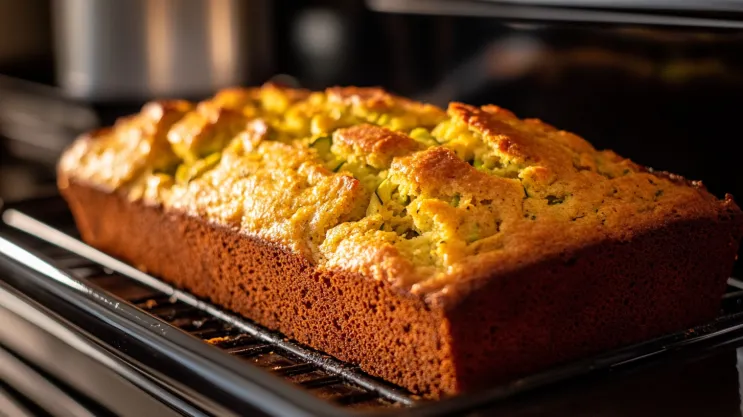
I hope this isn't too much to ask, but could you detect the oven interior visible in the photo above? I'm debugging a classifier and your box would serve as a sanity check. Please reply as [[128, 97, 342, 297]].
[[2, 1, 743, 416]]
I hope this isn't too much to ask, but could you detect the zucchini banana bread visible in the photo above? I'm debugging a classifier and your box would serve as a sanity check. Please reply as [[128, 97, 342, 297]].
[[58, 84, 743, 398]]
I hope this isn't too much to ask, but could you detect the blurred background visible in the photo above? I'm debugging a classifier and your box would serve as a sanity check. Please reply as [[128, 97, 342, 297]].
[[1, 0, 742, 248], [3, 3, 743, 414]]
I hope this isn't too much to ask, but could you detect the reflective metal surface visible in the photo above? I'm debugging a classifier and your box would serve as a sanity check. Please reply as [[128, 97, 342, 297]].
[[52, 0, 272, 100], [0, 285, 198, 417], [368, 0, 743, 28]]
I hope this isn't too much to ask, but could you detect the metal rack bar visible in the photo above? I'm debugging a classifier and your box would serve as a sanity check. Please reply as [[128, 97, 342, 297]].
[[367, 0, 743, 29]]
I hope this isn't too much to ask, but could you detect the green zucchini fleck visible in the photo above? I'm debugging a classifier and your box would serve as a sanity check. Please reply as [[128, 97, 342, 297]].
[[175, 152, 222, 183], [451, 193, 461, 208], [466, 223, 480, 243], [326, 159, 344, 172], [409, 127, 438, 147], [310, 136, 332, 156], [376, 178, 396, 203], [366, 193, 383, 216], [377, 114, 391, 126], [175, 164, 190, 183], [333, 162, 346, 173]]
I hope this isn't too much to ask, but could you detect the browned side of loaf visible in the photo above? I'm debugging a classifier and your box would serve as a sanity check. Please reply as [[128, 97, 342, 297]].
[[61, 180, 457, 397], [444, 214, 741, 390], [61, 180, 742, 397]]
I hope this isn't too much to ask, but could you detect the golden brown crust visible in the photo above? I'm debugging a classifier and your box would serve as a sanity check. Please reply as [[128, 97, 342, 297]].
[[392, 147, 503, 198], [58, 83, 743, 397], [58, 83, 742, 292], [450, 102, 539, 162], [333, 124, 422, 169], [57, 84, 741, 293], [58, 100, 192, 188], [326, 86, 398, 109], [167, 105, 247, 162]]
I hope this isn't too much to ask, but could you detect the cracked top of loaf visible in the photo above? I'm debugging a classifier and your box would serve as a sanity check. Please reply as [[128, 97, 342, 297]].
[[58, 83, 740, 301]]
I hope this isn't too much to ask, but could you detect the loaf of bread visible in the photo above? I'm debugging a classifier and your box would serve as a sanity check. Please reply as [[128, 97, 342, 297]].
[[58, 84, 743, 398]]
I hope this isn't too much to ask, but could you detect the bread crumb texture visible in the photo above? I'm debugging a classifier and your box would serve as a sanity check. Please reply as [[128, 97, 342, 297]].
[[58, 83, 738, 295]]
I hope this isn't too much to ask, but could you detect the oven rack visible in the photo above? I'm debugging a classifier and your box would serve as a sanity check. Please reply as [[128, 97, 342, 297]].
[[3, 195, 743, 416]]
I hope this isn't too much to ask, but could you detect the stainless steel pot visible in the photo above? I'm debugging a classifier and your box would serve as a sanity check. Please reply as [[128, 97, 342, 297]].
[[53, 0, 273, 101]]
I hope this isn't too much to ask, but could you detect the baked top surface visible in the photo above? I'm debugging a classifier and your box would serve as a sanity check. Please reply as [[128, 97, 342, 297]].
[[58, 84, 740, 297]]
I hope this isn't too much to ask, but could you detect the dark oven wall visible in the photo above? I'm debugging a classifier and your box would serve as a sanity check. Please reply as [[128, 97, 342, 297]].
[[274, 0, 743, 276]]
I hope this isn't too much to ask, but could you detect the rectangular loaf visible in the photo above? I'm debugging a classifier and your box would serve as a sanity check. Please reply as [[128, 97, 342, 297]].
[[58, 84, 743, 398]]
